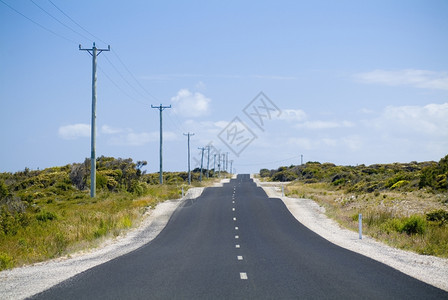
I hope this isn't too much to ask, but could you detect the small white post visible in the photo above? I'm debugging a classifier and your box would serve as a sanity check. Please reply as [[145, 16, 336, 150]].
[[282, 185, 284, 197], [359, 213, 363, 240]]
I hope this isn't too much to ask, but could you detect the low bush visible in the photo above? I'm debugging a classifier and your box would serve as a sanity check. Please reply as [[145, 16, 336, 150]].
[[36, 211, 58, 222], [0, 252, 13, 270], [401, 215, 426, 235], [390, 180, 410, 190], [272, 170, 298, 182], [426, 209, 448, 226]]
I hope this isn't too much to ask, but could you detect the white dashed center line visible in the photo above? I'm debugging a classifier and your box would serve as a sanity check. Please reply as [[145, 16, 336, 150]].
[[231, 187, 247, 281]]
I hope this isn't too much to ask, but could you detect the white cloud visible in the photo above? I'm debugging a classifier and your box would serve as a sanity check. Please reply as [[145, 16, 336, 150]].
[[360, 108, 375, 114], [171, 89, 211, 117], [273, 108, 352, 129], [108, 132, 154, 146], [195, 81, 206, 91], [214, 121, 230, 129], [274, 109, 307, 122], [58, 123, 90, 140], [287, 137, 314, 150], [251, 75, 299, 80], [286, 135, 362, 152], [107, 130, 178, 146], [101, 125, 123, 135], [296, 120, 354, 130], [372, 102, 448, 136], [355, 69, 448, 90], [341, 135, 363, 151]]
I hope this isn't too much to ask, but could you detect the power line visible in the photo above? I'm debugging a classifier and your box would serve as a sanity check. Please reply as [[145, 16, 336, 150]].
[[4, 0, 165, 113], [103, 54, 151, 104], [29, 0, 92, 42], [165, 112, 188, 135], [97, 65, 147, 105], [111, 49, 159, 102], [48, 0, 107, 45], [44, 0, 154, 107], [1, 0, 76, 44]]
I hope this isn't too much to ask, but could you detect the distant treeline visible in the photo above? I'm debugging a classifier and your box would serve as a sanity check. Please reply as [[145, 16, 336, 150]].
[[260, 154, 448, 193]]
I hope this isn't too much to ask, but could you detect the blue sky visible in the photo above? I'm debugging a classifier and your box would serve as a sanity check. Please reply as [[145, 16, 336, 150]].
[[1, 0, 447, 174]]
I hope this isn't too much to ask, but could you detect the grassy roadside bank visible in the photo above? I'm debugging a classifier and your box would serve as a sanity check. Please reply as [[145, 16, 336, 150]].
[[260, 155, 448, 258], [0, 157, 225, 271]]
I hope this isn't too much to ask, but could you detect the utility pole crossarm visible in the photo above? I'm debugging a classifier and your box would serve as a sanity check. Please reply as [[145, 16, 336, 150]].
[[79, 42, 110, 56], [151, 104, 172, 110]]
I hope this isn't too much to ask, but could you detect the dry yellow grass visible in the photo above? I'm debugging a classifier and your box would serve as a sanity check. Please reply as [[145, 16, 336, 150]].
[[285, 182, 448, 257]]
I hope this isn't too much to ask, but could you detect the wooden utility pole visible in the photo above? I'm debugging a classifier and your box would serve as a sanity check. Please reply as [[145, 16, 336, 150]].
[[151, 104, 171, 184], [183, 132, 194, 185], [79, 42, 110, 198], [198, 147, 205, 182]]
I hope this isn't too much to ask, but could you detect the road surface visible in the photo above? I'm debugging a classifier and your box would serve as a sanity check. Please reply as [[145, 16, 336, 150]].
[[32, 174, 447, 299]]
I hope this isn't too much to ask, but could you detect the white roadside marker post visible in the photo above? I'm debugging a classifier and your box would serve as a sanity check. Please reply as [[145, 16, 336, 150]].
[[359, 213, 363, 240]]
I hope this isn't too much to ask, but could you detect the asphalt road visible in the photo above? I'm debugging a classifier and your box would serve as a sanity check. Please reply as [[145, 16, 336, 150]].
[[32, 174, 448, 299]]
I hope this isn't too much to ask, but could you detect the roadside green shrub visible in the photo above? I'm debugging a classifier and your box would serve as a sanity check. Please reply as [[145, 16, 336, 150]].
[[0, 252, 13, 270], [386, 173, 409, 188], [380, 216, 426, 235], [36, 211, 58, 222], [0, 180, 9, 200], [426, 209, 448, 226], [419, 155, 448, 190], [381, 218, 404, 234], [272, 170, 298, 182], [401, 215, 426, 235], [435, 174, 447, 190], [259, 168, 270, 178], [390, 180, 410, 190], [120, 215, 132, 229], [93, 219, 109, 238], [130, 181, 147, 196]]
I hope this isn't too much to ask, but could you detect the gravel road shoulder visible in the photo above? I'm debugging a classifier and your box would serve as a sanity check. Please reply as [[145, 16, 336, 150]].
[[253, 177, 448, 292]]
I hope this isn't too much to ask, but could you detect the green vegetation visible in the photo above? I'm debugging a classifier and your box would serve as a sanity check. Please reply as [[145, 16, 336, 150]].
[[262, 155, 448, 257], [0, 157, 222, 271]]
